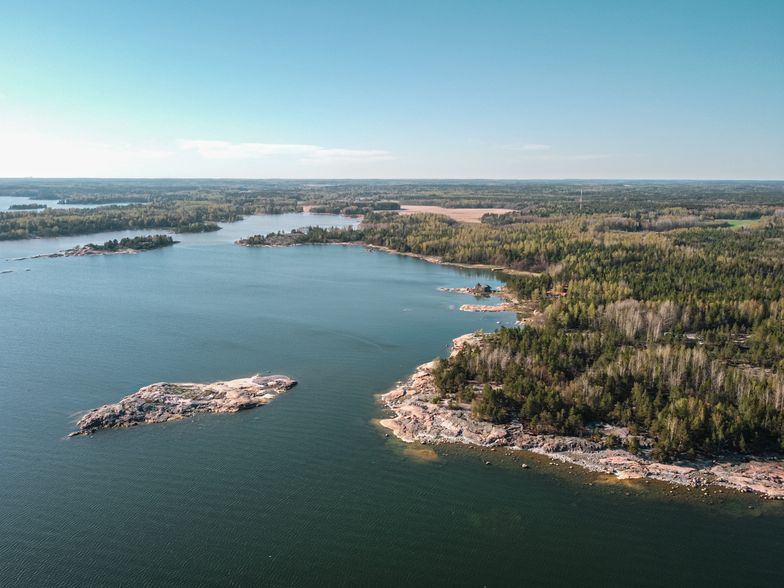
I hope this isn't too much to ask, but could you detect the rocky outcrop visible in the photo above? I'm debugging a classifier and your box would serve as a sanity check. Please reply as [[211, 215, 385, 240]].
[[62, 245, 139, 257], [439, 284, 524, 313], [71, 374, 296, 436], [379, 333, 784, 499], [458, 302, 517, 312], [438, 285, 496, 297]]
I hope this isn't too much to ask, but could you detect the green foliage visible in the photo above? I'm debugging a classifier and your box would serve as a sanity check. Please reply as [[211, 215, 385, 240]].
[[86, 234, 176, 251], [0, 199, 300, 240]]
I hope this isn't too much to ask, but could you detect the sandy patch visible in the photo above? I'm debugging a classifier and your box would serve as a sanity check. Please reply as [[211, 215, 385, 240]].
[[399, 205, 514, 223]]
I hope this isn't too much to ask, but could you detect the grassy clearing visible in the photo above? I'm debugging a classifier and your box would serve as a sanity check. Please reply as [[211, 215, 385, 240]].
[[717, 218, 761, 229]]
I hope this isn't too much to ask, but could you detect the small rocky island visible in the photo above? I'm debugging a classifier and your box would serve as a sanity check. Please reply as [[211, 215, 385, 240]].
[[439, 283, 525, 313], [63, 234, 177, 256], [13, 235, 177, 261], [71, 374, 296, 436], [438, 283, 497, 296]]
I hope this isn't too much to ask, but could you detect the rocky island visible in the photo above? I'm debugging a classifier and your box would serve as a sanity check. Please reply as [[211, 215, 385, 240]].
[[379, 333, 784, 499], [12, 235, 177, 261], [71, 374, 297, 436], [439, 283, 537, 316], [438, 283, 497, 296], [63, 234, 177, 256]]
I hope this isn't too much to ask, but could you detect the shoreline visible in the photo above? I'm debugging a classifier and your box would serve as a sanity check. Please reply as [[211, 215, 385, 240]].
[[235, 238, 539, 278], [364, 244, 541, 277], [437, 284, 537, 315], [11, 246, 144, 261], [378, 333, 784, 499]]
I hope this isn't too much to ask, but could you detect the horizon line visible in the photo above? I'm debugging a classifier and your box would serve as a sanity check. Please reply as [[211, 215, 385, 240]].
[[1, 177, 783, 182]]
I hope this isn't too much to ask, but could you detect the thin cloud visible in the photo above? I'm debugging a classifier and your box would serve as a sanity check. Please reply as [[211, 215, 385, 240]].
[[302, 148, 394, 164], [517, 153, 612, 162], [180, 139, 393, 163], [0, 130, 172, 176], [501, 143, 553, 151]]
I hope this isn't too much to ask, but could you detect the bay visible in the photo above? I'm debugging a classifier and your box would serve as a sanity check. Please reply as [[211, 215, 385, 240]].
[[0, 213, 781, 587]]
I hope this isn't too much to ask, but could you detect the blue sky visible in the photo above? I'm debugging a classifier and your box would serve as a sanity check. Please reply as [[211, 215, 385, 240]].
[[0, 0, 781, 178]]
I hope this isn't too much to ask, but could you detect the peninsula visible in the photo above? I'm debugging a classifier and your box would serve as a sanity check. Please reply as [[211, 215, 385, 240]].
[[71, 374, 297, 436], [380, 333, 784, 499]]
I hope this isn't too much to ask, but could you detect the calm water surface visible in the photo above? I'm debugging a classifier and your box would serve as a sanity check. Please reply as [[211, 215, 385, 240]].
[[1, 213, 782, 587]]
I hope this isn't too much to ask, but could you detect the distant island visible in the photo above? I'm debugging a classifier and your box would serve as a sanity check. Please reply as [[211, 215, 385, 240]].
[[74, 234, 178, 254], [9, 203, 47, 210], [236, 226, 363, 247], [13, 235, 177, 261], [71, 374, 297, 436]]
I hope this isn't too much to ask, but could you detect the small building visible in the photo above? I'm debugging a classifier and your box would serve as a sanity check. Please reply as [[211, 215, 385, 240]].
[[546, 284, 568, 298]]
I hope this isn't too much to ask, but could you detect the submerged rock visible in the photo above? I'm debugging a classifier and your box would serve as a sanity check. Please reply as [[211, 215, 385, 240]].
[[71, 374, 296, 436]]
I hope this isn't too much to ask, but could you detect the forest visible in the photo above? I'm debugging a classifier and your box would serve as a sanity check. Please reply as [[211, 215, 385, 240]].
[[0, 198, 299, 240], [240, 203, 784, 460], [86, 235, 176, 251]]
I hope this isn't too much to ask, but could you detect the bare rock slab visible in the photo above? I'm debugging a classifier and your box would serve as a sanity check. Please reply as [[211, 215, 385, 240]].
[[71, 374, 296, 436]]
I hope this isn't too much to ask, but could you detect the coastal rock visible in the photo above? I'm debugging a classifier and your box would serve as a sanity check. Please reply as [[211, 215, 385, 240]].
[[71, 374, 296, 436], [439, 283, 522, 313], [459, 302, 516, 313]]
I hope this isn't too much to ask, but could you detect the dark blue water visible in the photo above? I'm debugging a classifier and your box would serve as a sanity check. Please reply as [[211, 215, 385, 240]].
[[1, 213, 782, 587]]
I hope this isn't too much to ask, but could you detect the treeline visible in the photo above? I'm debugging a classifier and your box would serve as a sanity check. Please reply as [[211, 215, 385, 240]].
[[87, 235, 176, 251], [307, 201, 400, 216], [0, 203, 232, 239], [0, 191, 302, 240], [3, 178, 784, 216], [8, 203, 47, 210]]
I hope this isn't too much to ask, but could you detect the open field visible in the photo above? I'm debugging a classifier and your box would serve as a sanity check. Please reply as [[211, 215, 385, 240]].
[[399, 205, 514, 223]]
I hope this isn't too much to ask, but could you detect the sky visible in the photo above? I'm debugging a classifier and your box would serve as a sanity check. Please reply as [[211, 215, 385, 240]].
[[0, 0, 781, 179]]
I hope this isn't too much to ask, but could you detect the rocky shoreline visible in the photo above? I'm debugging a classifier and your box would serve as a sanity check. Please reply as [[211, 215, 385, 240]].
[[234, 238, 540, 279], [71, 374, 296, 436], [12, 243, 174, 262], [364, 244, 540, 277], [11, 246, 142, 261], [10, 235, 176, 261], [379, 333, 784, 499], [439, 284, 542, 321]]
